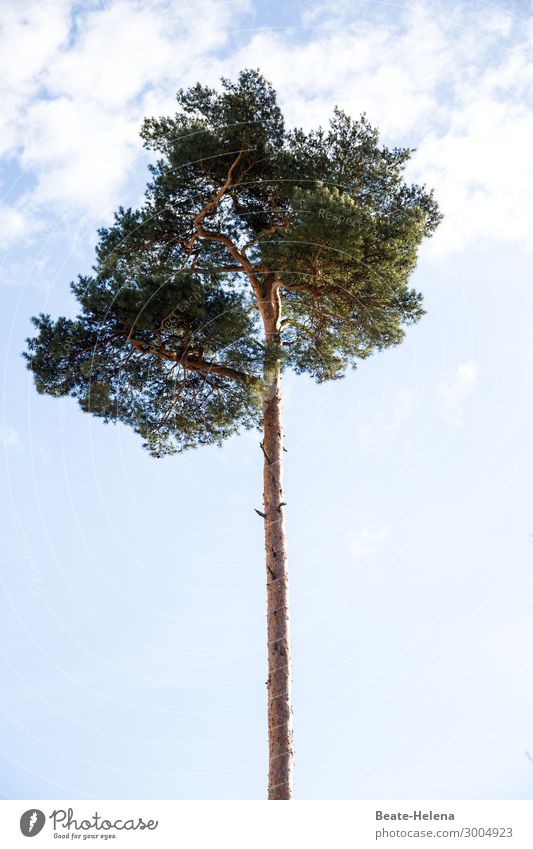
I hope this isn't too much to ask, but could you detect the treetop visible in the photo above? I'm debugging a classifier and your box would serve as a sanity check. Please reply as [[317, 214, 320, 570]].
[[24, 68, 441, 456]]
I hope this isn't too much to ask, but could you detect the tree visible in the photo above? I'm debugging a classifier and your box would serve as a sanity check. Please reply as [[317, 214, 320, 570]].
[[24, 70, 441, 800]]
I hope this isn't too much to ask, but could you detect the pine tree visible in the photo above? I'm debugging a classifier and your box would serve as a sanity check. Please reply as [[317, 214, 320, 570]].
[[24, 70, 441, 799]]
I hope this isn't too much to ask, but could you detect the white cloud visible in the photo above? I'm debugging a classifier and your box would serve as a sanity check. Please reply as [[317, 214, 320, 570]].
[[438, 362, 479, 426], [0, 426, 23, 451], [412, 95, 533, 254], [228, 6, 450, 136], [384, 388, 417, 432], [20, 97, 140, 217], [0, 0, 250, 244], [0, 205, 32, 247], [349, 526, 388, 559], [0, 0, 71, 157], [231, 2, 533, 256], [1, 0, 532, 260]]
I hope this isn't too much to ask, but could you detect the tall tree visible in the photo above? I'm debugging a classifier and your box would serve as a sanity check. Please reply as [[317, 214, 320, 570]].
[[24, 70, 441, 799]]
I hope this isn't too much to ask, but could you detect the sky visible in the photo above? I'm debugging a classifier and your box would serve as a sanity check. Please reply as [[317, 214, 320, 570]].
[[1, 0, 533, 801]]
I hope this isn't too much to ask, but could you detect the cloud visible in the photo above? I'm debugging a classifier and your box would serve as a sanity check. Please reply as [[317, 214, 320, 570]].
[[0, 0, 250, 245], [230, 2, 533, 255], [349, 526, 388, 559], [384, 388, 417, 432], [412, 88, 533, 255], [0, 0, 71, 158], [20, 96, 140, 217], [0, 205, 32, 247], [0, 426, 23, 451], [1, 0, 532, 262], [228, 7, 446, 136], [437, 362, 479, 426]]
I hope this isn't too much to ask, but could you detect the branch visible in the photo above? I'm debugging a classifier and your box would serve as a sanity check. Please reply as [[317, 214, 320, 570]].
[[242, 216, 290, 258], [195, 265, 248, 274], [130, 338, 259, 385], [192, 148, 245, 230], [194, 222, 264, 299], [191, 150, 265, 299]]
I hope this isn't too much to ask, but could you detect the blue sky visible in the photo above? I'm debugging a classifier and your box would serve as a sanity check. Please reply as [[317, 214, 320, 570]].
[[1, 0, 533, 800]]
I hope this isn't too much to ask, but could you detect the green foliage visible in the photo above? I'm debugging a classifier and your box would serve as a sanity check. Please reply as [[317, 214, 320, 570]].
[[24, 69, 440, 454], [24, 273, 261, 456]]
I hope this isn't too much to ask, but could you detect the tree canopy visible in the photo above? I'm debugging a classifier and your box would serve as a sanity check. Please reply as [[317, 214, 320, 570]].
[[25, 69, 441, 456]]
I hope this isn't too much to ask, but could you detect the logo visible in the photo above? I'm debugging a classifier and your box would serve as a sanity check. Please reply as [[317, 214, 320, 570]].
[[19, 806, 159, 837], [20, 809, 46, 837]]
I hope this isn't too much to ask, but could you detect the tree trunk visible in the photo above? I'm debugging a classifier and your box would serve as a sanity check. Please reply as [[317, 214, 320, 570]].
[[260, 283, 294, 800]]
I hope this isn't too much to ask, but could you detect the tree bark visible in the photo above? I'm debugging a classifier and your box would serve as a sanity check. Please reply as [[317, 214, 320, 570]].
[[260, 282, 294, 800]]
